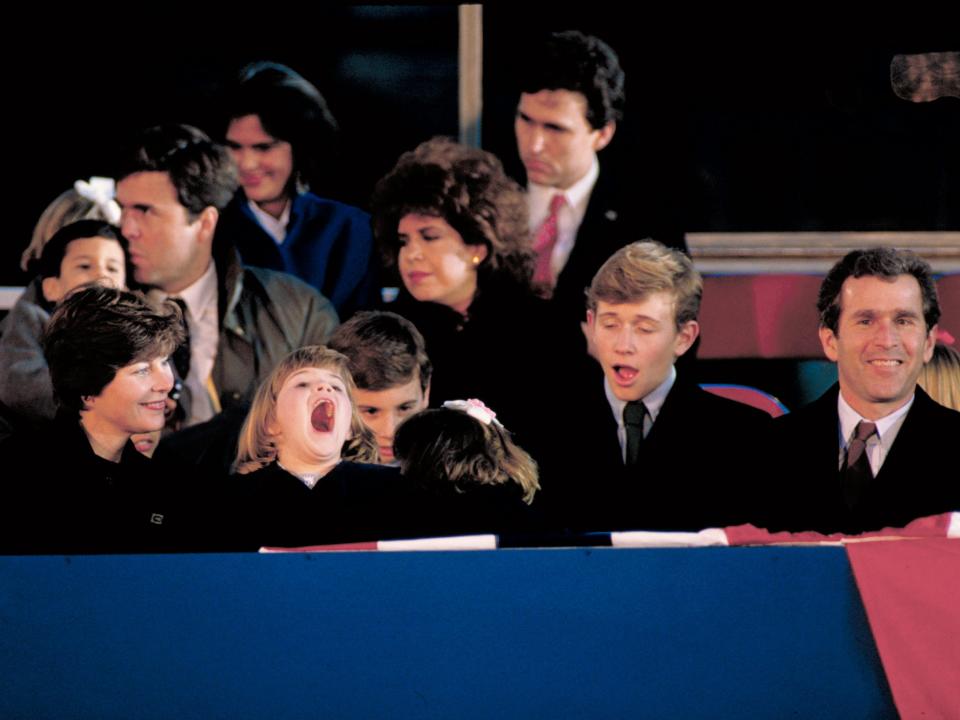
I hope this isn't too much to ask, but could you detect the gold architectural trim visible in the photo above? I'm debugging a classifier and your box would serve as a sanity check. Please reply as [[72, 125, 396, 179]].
[[687, 232, 960, 274]]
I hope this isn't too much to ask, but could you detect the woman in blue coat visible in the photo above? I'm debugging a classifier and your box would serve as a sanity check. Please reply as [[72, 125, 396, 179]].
[[217, 61, 377, 318]]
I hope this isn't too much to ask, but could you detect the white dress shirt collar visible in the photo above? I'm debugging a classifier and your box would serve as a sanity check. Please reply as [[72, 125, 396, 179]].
[[605, 365, 677, 462], [248, 197, 291, 245], [527, 156, 600, 224], [527, 155, 599, 231], [174, 259, 218, 320], [527, 157, 600, 283], [152, 260, 219, 426], [836, 389, 914, 474]]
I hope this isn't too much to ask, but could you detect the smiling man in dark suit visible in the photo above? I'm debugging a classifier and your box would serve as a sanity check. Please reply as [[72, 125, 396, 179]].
[[762, 247, 960, 534], [514, 31, 686, 345]]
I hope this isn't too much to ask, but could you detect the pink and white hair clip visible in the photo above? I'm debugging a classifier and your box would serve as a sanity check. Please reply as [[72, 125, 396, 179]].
[[442, 398, 502, 428]]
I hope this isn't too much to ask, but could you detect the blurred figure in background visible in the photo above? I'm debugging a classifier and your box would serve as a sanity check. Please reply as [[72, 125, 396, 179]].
[[217, 61, 377, 318], [918, 339, 960, 412]]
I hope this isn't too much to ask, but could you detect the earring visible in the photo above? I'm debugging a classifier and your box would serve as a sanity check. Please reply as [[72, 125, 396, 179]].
[[472, 255, 481, 266]]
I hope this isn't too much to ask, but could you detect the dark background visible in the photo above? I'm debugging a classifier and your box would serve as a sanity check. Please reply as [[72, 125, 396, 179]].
[[5, 7, 957, 286]]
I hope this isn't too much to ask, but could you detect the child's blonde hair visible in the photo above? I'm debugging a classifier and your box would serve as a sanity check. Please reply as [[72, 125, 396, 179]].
[[234, 346, 378, 474], [918, 343, 960, 412], [24, 183, 121, 271]]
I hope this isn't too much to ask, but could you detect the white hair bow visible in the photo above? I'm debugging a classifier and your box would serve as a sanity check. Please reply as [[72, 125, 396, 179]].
[[74, 176, 122, 225]]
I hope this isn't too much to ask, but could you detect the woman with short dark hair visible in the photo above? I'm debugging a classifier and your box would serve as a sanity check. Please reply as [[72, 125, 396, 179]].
[[370, 137, 552, 450], [0, 286, 197, 554]]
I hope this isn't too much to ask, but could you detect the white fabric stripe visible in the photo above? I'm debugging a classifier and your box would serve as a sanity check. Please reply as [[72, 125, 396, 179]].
[[611, 528, 729, 548], [378, 535, 498, 551]]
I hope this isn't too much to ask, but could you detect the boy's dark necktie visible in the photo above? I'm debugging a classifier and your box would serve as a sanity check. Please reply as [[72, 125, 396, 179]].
[[624, 401, 648, 467]]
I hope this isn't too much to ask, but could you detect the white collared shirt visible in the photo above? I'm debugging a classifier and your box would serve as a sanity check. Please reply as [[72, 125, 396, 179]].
[[153, 261, 219, 425], [527, 156, 599, 282], [836, 391, 914, 475], [248, 198, 291, 245], [605, 365, 677, 463]]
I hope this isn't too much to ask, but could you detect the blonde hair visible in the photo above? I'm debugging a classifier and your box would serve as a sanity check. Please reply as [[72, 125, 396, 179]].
[[586, 240, 702, 329], [918, 343, 960, 412], [234, 346, 379, 474], [23, 188, 116, 272], [393, 407, 540, 504]]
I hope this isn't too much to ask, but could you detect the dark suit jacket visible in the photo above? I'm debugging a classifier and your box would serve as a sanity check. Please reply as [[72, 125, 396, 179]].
[[540, 365, 770, 533], [761, 384, 960, 534], [547, 167, 687, 347]]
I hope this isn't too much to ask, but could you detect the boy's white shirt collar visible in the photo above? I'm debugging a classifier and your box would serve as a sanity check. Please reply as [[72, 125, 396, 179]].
[[605, 365, 677, 462]]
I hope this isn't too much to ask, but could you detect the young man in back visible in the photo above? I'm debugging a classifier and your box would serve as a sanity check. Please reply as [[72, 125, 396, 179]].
[[328, 311, 431, 464]]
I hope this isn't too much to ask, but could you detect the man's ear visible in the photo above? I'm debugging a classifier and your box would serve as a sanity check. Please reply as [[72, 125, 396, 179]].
[[673, 320, 700, 358], [422, 381, 431, 408], [41, 276, 63, 303], [195, 206, 219, 245], [922, 324, 937, 363], [819, 325, 840, 362], [593, 121, 616, 152]]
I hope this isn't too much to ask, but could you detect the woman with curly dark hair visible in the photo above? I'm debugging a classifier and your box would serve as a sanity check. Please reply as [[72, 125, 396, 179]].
[[371, 137, 553, 446]]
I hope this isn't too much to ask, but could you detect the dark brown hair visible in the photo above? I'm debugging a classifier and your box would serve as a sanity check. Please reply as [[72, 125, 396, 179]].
[[116, 124, 238, 218], [327, 311, 432, 393], [224, 61, 338, 195], [43, 285, 184, 416], [371, 137, 533, 290], [818, 247, 940, 334], [516, 30, 625, 129], [394, 407, 539, 504]]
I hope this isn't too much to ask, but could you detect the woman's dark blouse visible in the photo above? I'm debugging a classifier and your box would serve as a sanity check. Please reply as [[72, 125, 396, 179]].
[[387, 276, 559, 456]]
